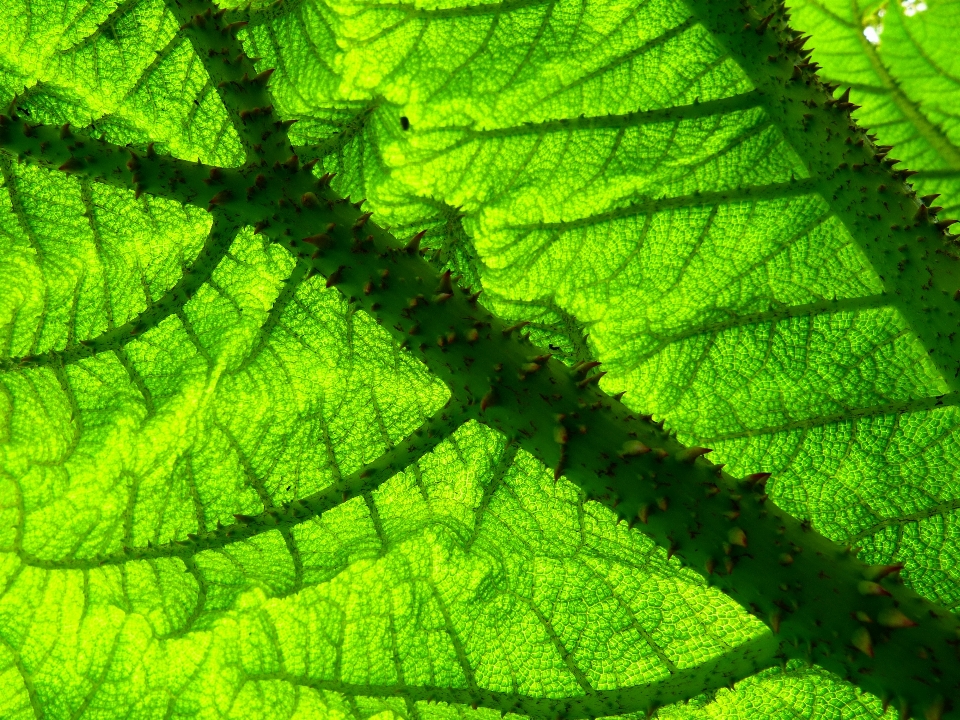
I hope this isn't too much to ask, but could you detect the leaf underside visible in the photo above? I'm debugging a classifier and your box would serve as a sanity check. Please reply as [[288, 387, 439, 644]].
[[0, 0, 959, 719]]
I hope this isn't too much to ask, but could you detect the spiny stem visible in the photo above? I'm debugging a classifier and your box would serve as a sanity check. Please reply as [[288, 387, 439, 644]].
[[166, 0, 295, 165], [4, 74, 959, 720], [0, 115, 210, 207]]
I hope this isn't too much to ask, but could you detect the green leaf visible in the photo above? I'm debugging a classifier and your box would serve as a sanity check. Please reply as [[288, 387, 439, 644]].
[[1, 0, 960, 718], [791, 0, 960, 219]]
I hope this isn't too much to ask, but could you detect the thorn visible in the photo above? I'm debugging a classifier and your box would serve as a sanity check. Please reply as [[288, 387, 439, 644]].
[[303, 158, 319, 172], [301, 191, 320, 208], [283, 154, 299, 172], [677, 446, 712, 463], [467, 290, 482, 304], [406, 229, 426, 254], [317, 172, 335, 187], [233, 514, 255, 523], [353, 198, 366, 209], [352, 211, 373, 229], [921, 194, 940, 206], [573, 360, 602, 377], [864, 563, 904, 581], [916, 204, 928, 222], [619, 440, 650, 457], [858, 581, 891, 596], [325, 265, 345, 288], [755, 11, 774, 32], [436, 270, 453, 294], [252, 68, 276, 85], [59, 123, 72, 139], [577, 371, 606, 388], [554, 426, 568, 445], [937, 219, 958, 231], [612, 391, 626, 401], [769, 611, 781, 633], [728, 527, 747, 547], [877, 608, 917, 628], [502, 321, 530, 335], [58, 157, 84, 172], [207, 190, 231, 209], [744, 472, 771, 487], [480, 389, 496, 412], [253, 220, 269, 234], [303, 233, 333, 250], [225, 20, 248, 33], [851, 627, 873, 658]]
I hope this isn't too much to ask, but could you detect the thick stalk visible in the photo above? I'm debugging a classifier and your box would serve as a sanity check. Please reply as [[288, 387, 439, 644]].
[[166, 0, 294, 165]]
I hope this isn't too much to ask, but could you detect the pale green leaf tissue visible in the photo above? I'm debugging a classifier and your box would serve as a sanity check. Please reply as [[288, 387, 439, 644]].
[[0, 0, 958, 718]]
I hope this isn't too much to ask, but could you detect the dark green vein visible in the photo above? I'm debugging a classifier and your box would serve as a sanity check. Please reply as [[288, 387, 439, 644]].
[[850, 0, 960, 171], [3, 217, 238, 371], [464, 441, 518, 551], [244, 630, 780, 719], [15, 401, 467, 570], [536, 16, 697, 107], [238, 257, 312, 371], [293, 102, 380, 164], [366, 0, 553, 20], [700, 392, 960, 443], [440, 90, 763, 140], [508, 178, 818, 232], [164, 0, 294, 165], [847, 497, 960, 544], [623, 293, 888, 371], [60, 0, 143, 53]]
